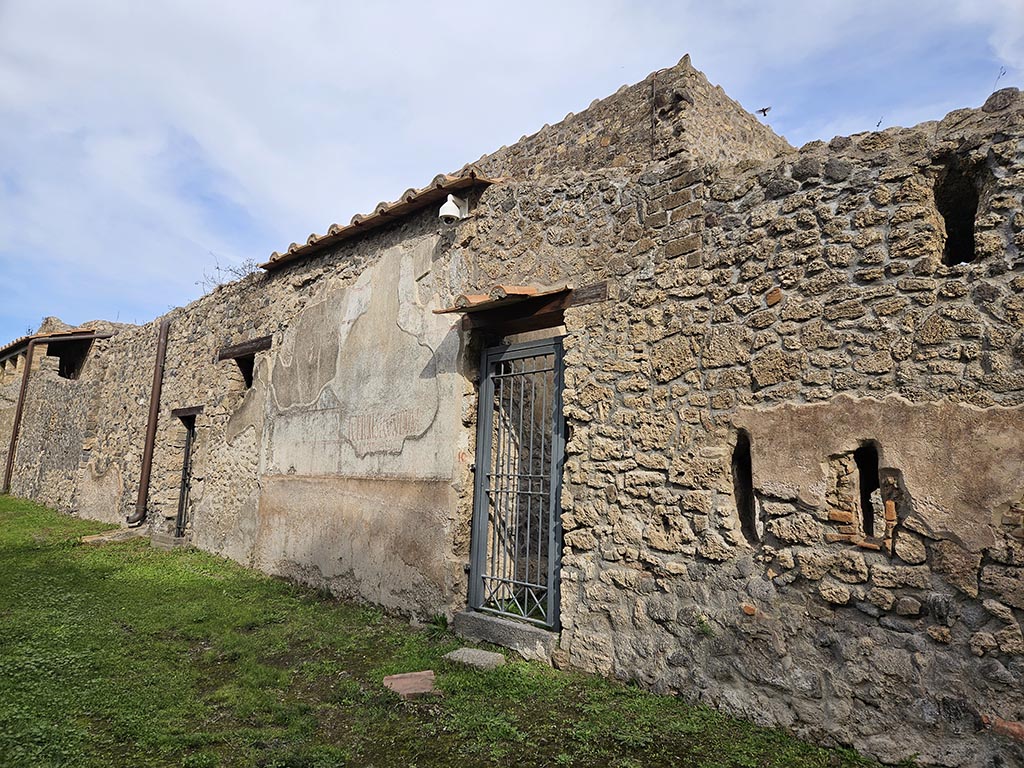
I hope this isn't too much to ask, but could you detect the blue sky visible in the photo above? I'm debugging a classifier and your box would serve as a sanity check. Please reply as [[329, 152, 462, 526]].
[[0, 0, 1021, 343]]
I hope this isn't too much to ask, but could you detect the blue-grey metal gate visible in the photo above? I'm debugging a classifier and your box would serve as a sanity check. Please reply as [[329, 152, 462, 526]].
[[469, 337, 565, 630]]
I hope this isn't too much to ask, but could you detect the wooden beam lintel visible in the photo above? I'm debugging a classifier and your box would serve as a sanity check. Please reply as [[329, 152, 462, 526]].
[[217, 335, 272, 361], [462, 281, 608, 333], [171, 405, 204, 419]]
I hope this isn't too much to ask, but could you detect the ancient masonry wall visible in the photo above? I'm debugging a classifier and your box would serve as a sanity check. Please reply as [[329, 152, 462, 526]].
[[475, 55, 791, 179], [2, 320, 121, 512], [0, 353, 26, 484], [478, 97, 1020, 766], [1, 54, 1022, 766], [4, 208, 477, 618], [435, 89, 1024, 765]]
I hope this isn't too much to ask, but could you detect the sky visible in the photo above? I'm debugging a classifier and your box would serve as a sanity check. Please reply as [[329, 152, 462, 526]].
[[0, 1, 1021, 343]]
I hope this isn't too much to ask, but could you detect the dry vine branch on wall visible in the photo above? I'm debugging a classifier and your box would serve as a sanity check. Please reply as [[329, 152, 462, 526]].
[[195, 254, 261, 293]]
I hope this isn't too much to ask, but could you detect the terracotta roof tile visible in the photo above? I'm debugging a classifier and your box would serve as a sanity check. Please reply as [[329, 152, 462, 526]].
[[261, 165, 500, 271]]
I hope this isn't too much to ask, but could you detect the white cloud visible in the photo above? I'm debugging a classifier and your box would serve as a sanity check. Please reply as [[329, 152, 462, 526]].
[[952, 0, 1024, 75]]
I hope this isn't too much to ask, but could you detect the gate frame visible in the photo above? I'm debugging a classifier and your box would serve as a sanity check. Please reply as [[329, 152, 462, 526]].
[[171, 405, 202, 538], [468, 336, 566, 630]]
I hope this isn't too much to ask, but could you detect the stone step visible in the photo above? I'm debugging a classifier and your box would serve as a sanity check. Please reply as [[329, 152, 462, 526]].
[[452, 611, 557, 664], [80, 528, 148, 546]]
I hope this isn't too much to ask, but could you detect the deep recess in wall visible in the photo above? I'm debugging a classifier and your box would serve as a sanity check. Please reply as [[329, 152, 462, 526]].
[[935, 155, 981, 265], [235, 354, 255, 388], [47, 339, 92, 380], [732, 430, 758, 544], [853, 443, 881, 537]]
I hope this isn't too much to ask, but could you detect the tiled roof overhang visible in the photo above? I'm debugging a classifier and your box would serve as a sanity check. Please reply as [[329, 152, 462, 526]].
[[260, 166, 500, 271]]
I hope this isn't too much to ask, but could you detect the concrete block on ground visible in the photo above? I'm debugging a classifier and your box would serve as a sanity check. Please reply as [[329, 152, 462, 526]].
[[443, 647, 506, 670], [150, 531, 190, 551]]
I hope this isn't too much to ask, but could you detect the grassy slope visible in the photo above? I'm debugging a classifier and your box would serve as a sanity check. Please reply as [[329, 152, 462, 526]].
[[0, 497, 883, 768]]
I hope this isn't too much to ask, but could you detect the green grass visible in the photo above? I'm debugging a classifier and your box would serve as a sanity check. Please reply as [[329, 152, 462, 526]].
[[0, 496, 883, 768]]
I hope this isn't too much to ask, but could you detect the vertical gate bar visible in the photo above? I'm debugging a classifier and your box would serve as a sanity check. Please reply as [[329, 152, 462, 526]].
[[499, 358, 515, 605], [547, 341, 566, 628], [489, 362, 505, 596], [497, 362, 509, 606], [512, 358, 528, 618], [469, 346, 495, 610], [512, 359, 526, 597], [494, 359, 504, 604], [505, 360, 516, 603], [510, 359, 522, 609], [537, 354, 549, 619], [524, 359, 537, 590]]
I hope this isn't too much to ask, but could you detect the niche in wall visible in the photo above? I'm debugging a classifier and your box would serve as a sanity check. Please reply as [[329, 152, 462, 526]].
[[853, 442, 881, 537], [217, 335, 271, 391], [732, 429, 759, 544], [46, 338, 93, 380], [234, 354, 255, 389], [934, 155, 982, 266]]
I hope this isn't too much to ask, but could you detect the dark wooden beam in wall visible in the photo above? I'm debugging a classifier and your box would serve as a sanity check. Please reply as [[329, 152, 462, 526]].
[[462, 281, 609, 335], [171, 405, 204, 419], [216, 335, 272, 361]]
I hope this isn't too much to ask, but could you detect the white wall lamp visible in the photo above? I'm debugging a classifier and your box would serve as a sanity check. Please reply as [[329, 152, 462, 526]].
[[438, 194, 469, 224]]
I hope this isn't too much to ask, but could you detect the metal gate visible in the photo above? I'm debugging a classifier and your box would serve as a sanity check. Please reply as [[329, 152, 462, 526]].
[[174, 413, 197, 538], [469, 337, 565, 629]]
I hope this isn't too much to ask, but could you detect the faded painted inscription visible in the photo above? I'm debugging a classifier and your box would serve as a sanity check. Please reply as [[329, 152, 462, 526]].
[[346, 409, 419, 454]]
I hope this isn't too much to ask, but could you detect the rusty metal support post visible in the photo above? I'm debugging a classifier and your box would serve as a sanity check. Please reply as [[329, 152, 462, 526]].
[[127, 318, 170, 527], [3, 340, 38, 494]]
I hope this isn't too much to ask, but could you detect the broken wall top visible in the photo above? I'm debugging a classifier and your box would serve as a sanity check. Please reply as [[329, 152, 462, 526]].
[[474, 54, 792, 179]]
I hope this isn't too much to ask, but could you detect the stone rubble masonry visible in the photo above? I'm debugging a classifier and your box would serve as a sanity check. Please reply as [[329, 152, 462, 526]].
[[474, 55, 791, 179], [1, 55, 1023, 768]]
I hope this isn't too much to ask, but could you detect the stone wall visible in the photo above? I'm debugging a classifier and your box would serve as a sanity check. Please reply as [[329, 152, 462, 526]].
[[0, 354, 24, 480], [3, 321, 124, 512], [31, 208, 476, 618], [531, 92, 1023, 766], [1, 55, 1022, 767], [475, 55, 791, 179], [0, 201, 476, 616], [436, 108, 1024, 759]]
